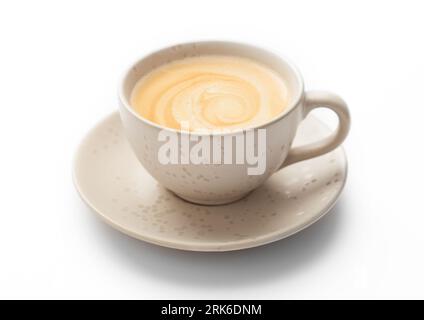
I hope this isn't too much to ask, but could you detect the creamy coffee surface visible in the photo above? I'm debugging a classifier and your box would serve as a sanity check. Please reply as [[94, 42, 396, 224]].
[[130, 55, 289, 132]]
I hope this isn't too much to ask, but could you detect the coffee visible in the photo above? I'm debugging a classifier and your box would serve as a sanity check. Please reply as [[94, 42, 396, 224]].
[[130, 55, 289, 132]]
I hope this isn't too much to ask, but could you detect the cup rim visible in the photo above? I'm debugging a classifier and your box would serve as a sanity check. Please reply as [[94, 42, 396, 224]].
[[118, 40, 305, 136]]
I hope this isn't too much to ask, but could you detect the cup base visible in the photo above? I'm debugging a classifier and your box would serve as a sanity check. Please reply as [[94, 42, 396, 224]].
[[172, 191, 252, 206]]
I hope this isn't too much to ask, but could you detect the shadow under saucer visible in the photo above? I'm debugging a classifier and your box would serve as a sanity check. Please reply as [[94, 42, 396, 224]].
[[82, 194, 347, 288]]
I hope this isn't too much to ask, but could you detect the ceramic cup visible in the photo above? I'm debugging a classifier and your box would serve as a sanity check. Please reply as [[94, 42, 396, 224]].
[[118, 41, 350, 205]]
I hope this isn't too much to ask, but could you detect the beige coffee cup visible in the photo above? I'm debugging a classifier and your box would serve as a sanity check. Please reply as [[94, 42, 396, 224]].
[[119, 41, 350, 205]]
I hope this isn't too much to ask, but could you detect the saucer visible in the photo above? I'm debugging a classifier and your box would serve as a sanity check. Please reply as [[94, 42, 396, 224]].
[[73, 112, 347, 251]]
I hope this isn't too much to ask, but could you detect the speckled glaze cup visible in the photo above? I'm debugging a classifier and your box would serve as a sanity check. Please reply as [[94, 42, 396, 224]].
[[119, 41, 350, 205]]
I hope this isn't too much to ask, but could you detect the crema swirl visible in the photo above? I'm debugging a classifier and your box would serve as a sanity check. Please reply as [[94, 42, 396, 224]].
[[131, 55, 289, 132]]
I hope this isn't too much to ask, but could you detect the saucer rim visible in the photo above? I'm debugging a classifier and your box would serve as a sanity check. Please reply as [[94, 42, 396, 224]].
[[73, 111, 348, 252]]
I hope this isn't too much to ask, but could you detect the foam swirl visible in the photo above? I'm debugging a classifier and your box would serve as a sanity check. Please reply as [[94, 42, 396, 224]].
[[131, 56, 288, 132]]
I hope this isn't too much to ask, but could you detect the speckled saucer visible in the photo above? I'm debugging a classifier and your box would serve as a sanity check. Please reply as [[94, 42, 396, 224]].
[[73, 112, 347, 251]]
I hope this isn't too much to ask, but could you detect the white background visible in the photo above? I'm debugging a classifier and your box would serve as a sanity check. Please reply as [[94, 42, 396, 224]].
[[1, 0, 423, 299]]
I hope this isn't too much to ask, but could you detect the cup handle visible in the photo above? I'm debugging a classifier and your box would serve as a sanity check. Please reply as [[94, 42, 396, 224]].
[[280, 91, 351, 169]]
